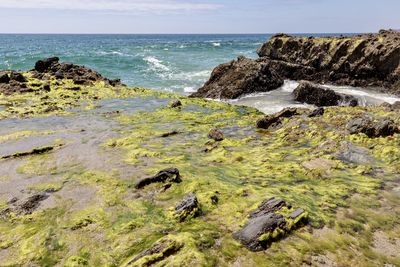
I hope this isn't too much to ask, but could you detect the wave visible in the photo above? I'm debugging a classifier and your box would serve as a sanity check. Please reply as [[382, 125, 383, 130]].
[[212, 43, 221, 47], [144, 56, 170, 72]]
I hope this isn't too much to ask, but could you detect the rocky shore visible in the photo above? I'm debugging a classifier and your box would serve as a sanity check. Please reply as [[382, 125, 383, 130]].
[[0, 50, 399, 266], [191, 30, 400, 99]]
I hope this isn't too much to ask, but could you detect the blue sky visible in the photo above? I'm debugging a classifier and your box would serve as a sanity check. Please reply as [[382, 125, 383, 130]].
[[0, 0, 399, 33]]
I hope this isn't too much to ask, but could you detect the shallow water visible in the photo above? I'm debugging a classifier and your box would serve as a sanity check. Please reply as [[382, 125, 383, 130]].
[[231, 80, 400, 114]]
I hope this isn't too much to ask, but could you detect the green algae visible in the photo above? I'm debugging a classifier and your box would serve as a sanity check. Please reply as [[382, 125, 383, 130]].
[[0, 78, 399, 266]]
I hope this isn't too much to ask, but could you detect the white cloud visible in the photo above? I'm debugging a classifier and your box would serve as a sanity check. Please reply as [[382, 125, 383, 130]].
[[0, 0, 222, 12]]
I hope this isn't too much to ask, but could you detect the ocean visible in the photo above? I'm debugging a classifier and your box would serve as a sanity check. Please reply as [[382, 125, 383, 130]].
[[0, 34, 270, 94], [1, 34, 399, 113]]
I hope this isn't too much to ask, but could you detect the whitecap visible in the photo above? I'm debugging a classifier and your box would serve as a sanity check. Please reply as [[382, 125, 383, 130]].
[[212, 43, 221, 47], [184, 86, 196, 93], [144, 56, 170, 72]]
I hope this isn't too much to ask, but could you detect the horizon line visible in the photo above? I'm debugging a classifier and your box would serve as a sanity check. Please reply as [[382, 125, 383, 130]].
[[0, 32, 366, 35]]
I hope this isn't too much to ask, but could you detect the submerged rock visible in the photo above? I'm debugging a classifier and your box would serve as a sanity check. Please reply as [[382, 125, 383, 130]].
[[174, 192, 202, 222], [233, 197, 307, 251], [208, 128, 224, 141], [135, 168, 182, 189], [337, 141, 375, 164], [190, 56, 283, 99], [347, 116, 399, 138], [293, 81, 358, 107]]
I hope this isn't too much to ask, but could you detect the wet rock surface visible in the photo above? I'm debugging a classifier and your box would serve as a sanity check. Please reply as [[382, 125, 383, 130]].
[[190, 56, 284, 99], [0, 192, 49, 217], [174, 192, 202, 222], [293, 81, 358, 107], [234, 197, 307, 251], [135, 168, 182, 189]]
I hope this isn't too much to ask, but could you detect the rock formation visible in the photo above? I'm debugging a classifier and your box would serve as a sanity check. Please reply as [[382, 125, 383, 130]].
[[192, 30, 400, 98]]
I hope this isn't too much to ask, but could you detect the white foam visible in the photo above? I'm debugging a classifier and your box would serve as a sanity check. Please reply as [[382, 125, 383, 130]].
[[184, 86, 196, 93], [212, 42, 221, 47], [144, 56, 170, 72]]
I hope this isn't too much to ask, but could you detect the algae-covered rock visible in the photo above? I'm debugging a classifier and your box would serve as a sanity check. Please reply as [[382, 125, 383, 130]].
[[234, 197, 307, 251], [190, 56, 284, 99], [135, 168, 182, 189], [258, 30, 400, 94], [174, 192, 202, 222], [170, 99, 182, 108]]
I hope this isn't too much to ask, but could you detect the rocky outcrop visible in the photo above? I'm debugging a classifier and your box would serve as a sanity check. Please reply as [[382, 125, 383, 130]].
[[0, 71, 30, 95], [31, 57, 123, 87], [258, 30, 400, 94], [233, 197, 307, 251], [192, 30, 400, 100], [190, 56, 283, 99], [293, 81, 358, 107]]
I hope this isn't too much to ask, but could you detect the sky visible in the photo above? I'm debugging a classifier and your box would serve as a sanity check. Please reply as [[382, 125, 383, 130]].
[[0, 0, 399, 34]]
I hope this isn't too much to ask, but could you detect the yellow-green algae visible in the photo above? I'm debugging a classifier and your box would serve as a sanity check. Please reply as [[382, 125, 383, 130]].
[[0, 79, 399, 266]]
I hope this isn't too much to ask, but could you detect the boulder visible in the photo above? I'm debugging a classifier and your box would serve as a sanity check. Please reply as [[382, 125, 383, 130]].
[[190, 56, 284, 99], [34, 57, 60, 72], [233, 197, 307, 251], [293, 81, 358, 107], [307, 107, 325, 118], [208, 128, 224, 141], [135, 168, 181, 189], [347, 116, 399, 138], [0, 72, 10, 84], [174, 193, 202, 222]]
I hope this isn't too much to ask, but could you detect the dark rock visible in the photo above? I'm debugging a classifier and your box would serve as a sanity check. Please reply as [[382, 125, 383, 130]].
[[307, 107, 325, 117], [33, 57, 122, 87], [42, 84, 51, 92], [135, 168, 181, 189], [34, 57, 60, 72], [174, 193, 201, 222], [347, 116, 399, 137], [293, 81, 358, 107], [9, 71, 27, 83], [233, 197, 307, 251], [208, 128, 224, 141], [249, 197, 289, 218], [0, 72, 10, 84], [160, 130, 180, 138], [256, 107, 304, 129], [170, 99, 182, 108], [190, 56, 284, 99]]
